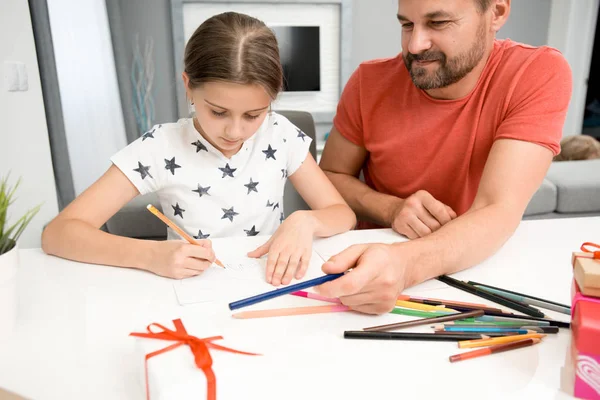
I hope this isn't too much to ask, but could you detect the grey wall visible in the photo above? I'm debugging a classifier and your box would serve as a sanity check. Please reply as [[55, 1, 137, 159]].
[[106, 0, 178, 143], [496, 0, 551, 47]]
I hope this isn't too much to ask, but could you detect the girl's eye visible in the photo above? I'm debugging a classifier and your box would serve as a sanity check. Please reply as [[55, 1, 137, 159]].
[[245, 114, 260, 120], [211, 110, 227, 117]]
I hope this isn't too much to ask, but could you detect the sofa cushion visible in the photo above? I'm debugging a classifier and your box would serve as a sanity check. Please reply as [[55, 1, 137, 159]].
[[105, 192, 166, 239], [546, 159, 600, 213], [524, 179, 557, 216]]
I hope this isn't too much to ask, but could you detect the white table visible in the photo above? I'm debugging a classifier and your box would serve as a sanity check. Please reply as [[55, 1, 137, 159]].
[[0, 217, 597, 400]]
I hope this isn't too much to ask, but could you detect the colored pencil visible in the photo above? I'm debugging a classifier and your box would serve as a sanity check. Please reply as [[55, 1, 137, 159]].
[[441, 326, 542, 334], [146, 204, 225, 268], [232, 304, 349, 319], [476, 313, 569, 328], [395, 300, 456, 313], [470, 283, 571, 315], [390, 308, 453, 318], [436, 275, 545, 318], [449, 338, 541, 363], [440, 325, 557, 334], [434, 331, 528, 338], [344, 331, 490, 342], [397, 295, 502, 313], [290, 290, 341, 304], [455, 319, 550, 327], [363, 310, 484, 332], [228, 273, 344, 310], [445, 321, 550, 328], [458, 334, 546, 349]]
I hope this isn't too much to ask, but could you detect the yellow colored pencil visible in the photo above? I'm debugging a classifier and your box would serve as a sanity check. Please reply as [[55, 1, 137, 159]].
[[146, 204, 225, 268], [395, 300, 456, 313], [232, 304, 350, 319], [458, 333, 546, 349]]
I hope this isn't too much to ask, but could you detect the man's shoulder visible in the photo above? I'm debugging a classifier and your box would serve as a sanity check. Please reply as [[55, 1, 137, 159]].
[[495, 39, 568, 75]]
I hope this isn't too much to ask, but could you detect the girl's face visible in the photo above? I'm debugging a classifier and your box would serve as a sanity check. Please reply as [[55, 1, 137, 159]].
[[184, 78, 272, 158]]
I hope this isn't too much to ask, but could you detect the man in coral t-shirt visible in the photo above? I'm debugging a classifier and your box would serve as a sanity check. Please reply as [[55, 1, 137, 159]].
[[316, 0, 572, 314]]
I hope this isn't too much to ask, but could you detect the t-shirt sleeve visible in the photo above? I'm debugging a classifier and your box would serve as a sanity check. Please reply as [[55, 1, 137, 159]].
[[332, 67, 365, 147], [494, 48, 572, 155], [279, 116, 313, 177], [110, 124, 167, 195]]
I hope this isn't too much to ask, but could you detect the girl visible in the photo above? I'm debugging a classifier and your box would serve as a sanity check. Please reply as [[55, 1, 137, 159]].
[[42, 12, 356, 287]]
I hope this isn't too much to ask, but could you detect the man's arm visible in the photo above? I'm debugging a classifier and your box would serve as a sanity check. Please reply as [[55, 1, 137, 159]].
[[319, 128, 401, 227], [317, 138, 554, 314]]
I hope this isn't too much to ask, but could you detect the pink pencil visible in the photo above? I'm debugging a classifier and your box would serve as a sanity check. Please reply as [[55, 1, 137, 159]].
[[291, 290, 341, 304], [232, 304, 349, 319]]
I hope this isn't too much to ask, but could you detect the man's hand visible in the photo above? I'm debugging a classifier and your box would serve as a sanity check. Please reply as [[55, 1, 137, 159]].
[[389, 190, 457, 238], [314, 243, 410, 314]]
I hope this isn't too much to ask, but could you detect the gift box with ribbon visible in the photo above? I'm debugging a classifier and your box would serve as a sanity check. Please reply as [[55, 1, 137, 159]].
[[130, 318, 260, 400], [572, 242, 600, 297], [563, 243, 600, 399]]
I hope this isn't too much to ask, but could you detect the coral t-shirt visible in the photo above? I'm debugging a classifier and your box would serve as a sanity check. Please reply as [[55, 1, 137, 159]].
[[333, 39, 572, 229]]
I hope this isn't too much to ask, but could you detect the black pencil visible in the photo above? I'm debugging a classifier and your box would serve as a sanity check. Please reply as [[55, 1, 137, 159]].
[[436, 275, 545, 318], [479, 310, 570, 328], [343, 331, 490, 341], [467, 280, 571, 310]]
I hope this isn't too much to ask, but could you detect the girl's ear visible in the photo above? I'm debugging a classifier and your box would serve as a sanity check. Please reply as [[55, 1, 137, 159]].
[[182, 72, 193, 102]]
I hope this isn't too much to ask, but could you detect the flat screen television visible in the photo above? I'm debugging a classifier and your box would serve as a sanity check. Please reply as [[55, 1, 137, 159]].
[[270, 26, 321, 92]]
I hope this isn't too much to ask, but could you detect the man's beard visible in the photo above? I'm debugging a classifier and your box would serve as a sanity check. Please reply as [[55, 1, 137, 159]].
[[403, 23, 487, 90]]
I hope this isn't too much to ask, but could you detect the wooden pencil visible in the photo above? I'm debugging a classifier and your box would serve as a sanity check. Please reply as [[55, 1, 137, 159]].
[[146, 204, 224, 267], [458, 333, 546, 349], [344, 331, 490, 341], [449, 338, 541, 363], [363, 310, 484, 332], [232, 304, 349, 319]]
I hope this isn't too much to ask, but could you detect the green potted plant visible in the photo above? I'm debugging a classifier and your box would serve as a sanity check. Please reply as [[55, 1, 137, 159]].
[[0, 174, 41, 341]]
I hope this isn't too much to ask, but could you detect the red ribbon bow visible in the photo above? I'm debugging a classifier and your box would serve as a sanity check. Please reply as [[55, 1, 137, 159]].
[[130, 318, 259, 400], [581, 242, 600, 259]]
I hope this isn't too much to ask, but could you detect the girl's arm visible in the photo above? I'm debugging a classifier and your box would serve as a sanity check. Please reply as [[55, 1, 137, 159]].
[[42, 165, 214, 278], [288, 153, 357, 237]]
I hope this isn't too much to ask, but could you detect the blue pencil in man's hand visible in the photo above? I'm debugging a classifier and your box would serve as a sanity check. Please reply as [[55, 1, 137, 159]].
[[228, 273, 344, 310]]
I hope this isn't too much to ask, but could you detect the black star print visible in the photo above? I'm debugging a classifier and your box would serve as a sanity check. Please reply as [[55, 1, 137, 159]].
[[192, 184, 210, 197], [262, 145, 277, 161], [273, 202, 280, 211], [244, 178, 259, 194], [142, 128, 155, 141], [244, 225, 260, 236], [297, 129, 307, 141], [164, 157, 181, 175], [172, 203, 185, 219], [219, 163, 236, 178], [191, 140, 208, 153], [280, 212, 284, 224], [283, 138, 287, 143], [266, 200, 274, 208], [133, 161, 152, 180], [281, 169, 288, 178], [273, 121, 278, 126], [194, 230, 210, 240], [221, 206, 239, 222]]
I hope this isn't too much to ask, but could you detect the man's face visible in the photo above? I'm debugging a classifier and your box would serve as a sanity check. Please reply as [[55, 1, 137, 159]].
[[398, 0, 491, 90]]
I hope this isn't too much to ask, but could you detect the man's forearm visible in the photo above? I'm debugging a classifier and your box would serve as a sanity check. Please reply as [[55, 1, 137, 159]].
[[401, 203, 521, 286], [324, 171, 403, 227]]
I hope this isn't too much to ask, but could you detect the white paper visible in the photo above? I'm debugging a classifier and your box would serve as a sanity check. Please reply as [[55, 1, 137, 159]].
[[174, 235, 326, 305]]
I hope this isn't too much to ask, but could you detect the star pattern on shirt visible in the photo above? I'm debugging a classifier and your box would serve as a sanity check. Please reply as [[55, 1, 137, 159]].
[[164, 157, 181, 175], [172, 202, 185, 219], [133, 161, 152, 180], [297, 129, 307, 141], [192, 184, 210, 197], [281, 169, 288, 179], [280, 212, 284, 224], [262, 145, 277, 161], [219, 163, 236, 178], [191, 140, 208, 153], [273, 121, 278, 126], [244, 178, 259, 194], [266, 200, 274, 208], [244, 225, 259, 236], [221, 206, 239, 222], [272, 202, 280, 211], [142, 128, 155, 141], [194, 230, 210, 240]]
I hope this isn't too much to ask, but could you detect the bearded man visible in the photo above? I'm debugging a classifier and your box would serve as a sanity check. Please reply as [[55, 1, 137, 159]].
[[316, 0, 572, 314]]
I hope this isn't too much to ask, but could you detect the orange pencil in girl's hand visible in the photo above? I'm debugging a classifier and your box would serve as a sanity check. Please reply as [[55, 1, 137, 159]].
[[146, 204, 225, 268]]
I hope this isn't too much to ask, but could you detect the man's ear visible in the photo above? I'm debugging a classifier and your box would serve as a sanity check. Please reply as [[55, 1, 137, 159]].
[[490, 0, 510, 33]]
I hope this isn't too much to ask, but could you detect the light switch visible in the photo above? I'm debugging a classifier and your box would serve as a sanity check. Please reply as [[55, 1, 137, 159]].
[[3, 62, 19, 91], [17, 63, 28, 91]]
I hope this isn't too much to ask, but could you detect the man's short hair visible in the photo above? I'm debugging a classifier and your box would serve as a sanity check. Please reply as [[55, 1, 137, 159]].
[[475, 0, 494, 13]]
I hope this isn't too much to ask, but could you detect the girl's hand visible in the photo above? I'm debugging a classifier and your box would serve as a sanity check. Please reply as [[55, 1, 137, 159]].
[[247, 211, 315, 286], [146, 239, 215, 279]]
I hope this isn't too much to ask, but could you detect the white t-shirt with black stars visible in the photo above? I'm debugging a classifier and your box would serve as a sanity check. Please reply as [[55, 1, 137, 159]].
[[111, 112, 312, 240]]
